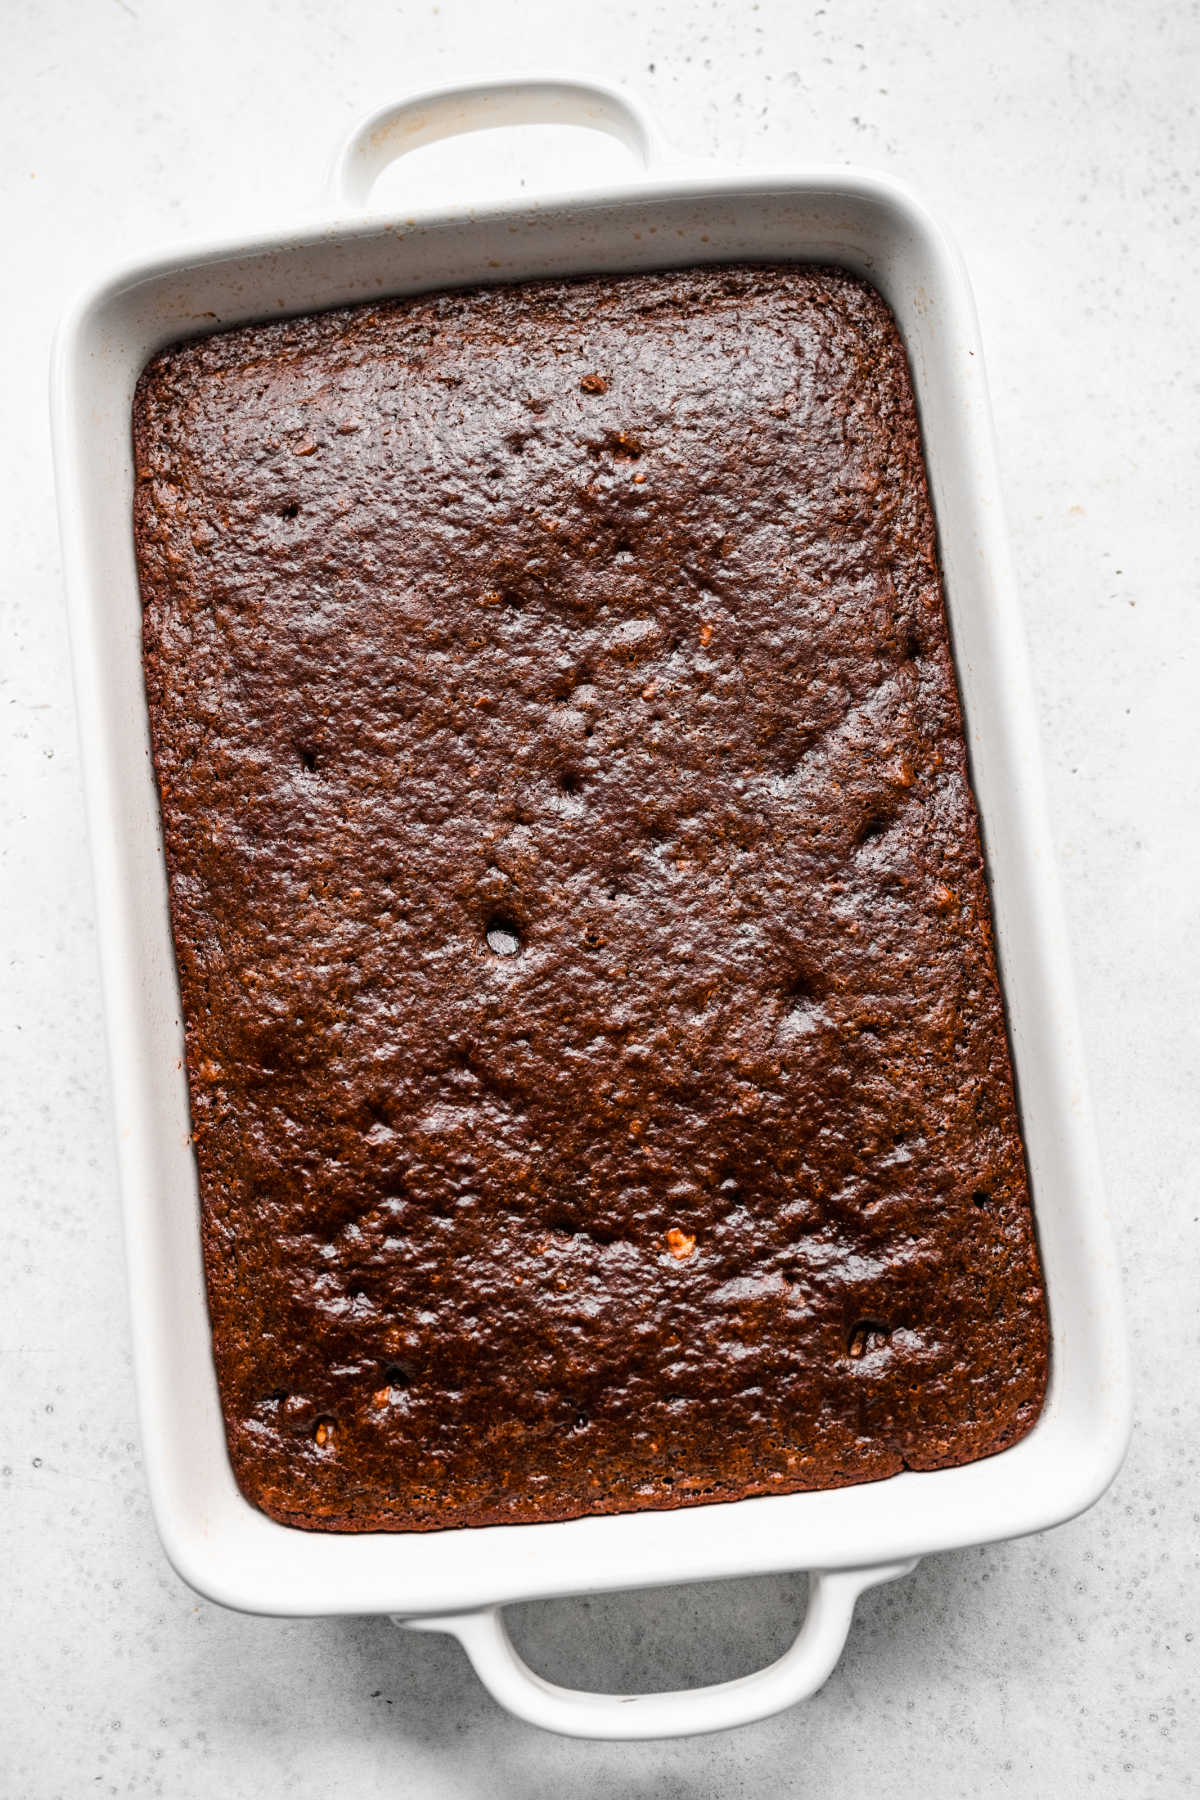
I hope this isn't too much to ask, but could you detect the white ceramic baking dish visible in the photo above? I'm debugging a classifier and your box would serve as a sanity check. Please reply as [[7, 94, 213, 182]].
[[51, 76, 1131, 1740]]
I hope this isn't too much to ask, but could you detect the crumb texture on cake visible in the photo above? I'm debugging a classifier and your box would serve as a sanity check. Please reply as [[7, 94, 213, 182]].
[[132, 265, 1049, 1532]]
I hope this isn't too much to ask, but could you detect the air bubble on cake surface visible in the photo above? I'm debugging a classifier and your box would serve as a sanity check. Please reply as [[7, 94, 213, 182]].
[[485, 917, 521, 956], [556, 767, 587, 815], [847, 1321, 891, 1359], [372, 1365, 412, 1408], [781, 970, 822, 1036], [587, 429, 641, 462], [781, 1002, 820, 1037]]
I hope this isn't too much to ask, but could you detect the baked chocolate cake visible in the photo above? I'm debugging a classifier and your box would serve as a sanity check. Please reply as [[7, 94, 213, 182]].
[[132, 264, 1049, 1531]]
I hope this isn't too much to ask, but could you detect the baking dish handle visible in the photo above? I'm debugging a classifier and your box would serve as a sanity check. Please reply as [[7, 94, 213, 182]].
[[396, 1559, 917, 1740], [329, 75, 682, 211]]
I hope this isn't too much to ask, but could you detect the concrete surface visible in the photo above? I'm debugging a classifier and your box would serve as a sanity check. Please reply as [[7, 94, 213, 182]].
[[2, 0, 1196, 1792]]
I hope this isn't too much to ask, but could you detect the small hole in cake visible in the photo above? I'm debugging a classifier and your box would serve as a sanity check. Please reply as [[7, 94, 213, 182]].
[[298, 746, 318, 773], [903, 626, 923, 661], [485, 917, 522, 957], [614, 540, 635, 561], [279, 501, 300, 520], [383, 1363, 412, 1389], [848, 1321, 891, 1359], [858, 811, 888, 845], [573, 1412, 589, 1432], [972, 1190, 990, 1208], [661, 1474, 675, 1487], [782, 970, 821, 1035], [582, 924, 603, 950], [590, 430, 641, 462], [561, 1216, 622, 1249], [786, 968, 818, 1004], [558, 769, 582, 797]]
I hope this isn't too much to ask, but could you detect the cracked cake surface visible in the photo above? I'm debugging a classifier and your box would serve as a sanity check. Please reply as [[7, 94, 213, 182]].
[[132, 264, 1049, 1531]]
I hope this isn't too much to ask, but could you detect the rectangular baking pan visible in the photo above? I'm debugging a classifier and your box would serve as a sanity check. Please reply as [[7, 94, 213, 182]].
[[51, 76, 1130, 1740]]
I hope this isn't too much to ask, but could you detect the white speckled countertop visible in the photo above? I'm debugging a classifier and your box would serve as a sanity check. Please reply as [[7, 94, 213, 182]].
[[3, 0, 1197, 1791]]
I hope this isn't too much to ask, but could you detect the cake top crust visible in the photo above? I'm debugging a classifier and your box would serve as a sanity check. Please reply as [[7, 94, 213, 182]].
[[132, 264, 1049, 1531]]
